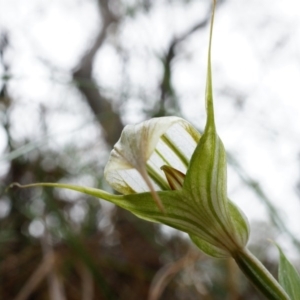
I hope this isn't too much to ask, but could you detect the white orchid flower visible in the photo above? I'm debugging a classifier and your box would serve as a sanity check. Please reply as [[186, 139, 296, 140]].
[[12, 81, 250, 257], [14, 113, 249, 258], [103, 117, 200, 209], [101, 114, 250, 258]]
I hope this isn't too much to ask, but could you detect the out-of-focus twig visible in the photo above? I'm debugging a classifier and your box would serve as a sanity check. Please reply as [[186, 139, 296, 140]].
[[79, 263, 94, 300], [13, 252, 56, 300], [148, 250, 201, 300], [227, 258, 239, 300], [41, 232, 66, 300], [156, 3, 220, 117]]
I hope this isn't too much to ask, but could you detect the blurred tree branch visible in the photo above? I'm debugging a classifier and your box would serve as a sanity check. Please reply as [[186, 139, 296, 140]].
[[73, 0, 123, 147], [156, 2, 225, 117], [156, 16, 211, 116]]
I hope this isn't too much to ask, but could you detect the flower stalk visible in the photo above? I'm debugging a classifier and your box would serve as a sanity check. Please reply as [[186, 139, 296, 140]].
[[233, 248, 290, 300]]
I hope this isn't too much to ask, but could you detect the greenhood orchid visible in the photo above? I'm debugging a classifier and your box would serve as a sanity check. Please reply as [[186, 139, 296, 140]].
[[11, 1, 292, 299], [16, 112, 250, 258], [102, 115, 250, 258], [12, 3, 250, 259]]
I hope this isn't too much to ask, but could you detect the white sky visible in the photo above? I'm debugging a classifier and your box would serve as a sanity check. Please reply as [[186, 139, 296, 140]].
[[1, 0, 300, 256]]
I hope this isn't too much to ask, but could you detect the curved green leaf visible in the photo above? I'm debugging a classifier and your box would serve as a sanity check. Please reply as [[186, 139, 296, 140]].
[[277, 245, 300, 300]]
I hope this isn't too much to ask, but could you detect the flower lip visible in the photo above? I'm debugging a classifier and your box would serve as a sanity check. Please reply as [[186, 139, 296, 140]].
[[160, 165, 185, 190]]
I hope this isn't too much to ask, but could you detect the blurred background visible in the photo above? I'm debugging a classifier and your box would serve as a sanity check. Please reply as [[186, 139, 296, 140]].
[[1, 0, 300, 299]]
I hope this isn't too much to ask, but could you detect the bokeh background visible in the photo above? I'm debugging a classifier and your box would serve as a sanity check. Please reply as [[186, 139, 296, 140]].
[[1, 0, 300, 299]]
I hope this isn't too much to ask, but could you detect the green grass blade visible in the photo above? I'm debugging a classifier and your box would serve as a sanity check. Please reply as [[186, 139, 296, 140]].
[[277, 245, 300, 300]]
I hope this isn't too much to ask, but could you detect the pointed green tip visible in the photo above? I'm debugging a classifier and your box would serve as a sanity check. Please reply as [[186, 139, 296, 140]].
[[9, 182, 123, 203], [204, 0, 216, 132]]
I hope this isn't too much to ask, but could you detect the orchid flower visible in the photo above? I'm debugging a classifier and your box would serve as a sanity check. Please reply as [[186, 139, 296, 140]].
[[101, 113, 250, 258], [12, 1, 292, 299], [17, 114, 249, 258]]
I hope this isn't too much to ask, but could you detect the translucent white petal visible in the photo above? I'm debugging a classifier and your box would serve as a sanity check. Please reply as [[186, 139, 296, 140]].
[[104, 116, 200, 195]]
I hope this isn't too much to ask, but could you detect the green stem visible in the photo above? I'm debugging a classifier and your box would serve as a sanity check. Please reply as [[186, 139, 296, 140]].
[[233, 248, 290, 300]]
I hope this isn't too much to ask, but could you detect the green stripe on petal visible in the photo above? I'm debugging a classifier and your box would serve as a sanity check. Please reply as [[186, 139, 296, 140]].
[[154, 148, 172, 166], [146, 164, 170, 190], [160, 135, 189, 167], [104, 117, 199, 196]]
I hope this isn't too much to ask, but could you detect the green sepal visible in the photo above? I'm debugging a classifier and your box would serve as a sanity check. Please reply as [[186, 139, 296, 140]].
[[276, 244, 300, 300], [228, 200, 250, 247], [12, 182, 238, 256], [181, 0, 249, 253], [189, 200, 249, 258], [12, 183, 216, 242], [189, 233, 229, 258]]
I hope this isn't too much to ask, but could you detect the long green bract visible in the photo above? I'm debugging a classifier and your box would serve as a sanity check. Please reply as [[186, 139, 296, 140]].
[[12, 182, 245, 256]]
